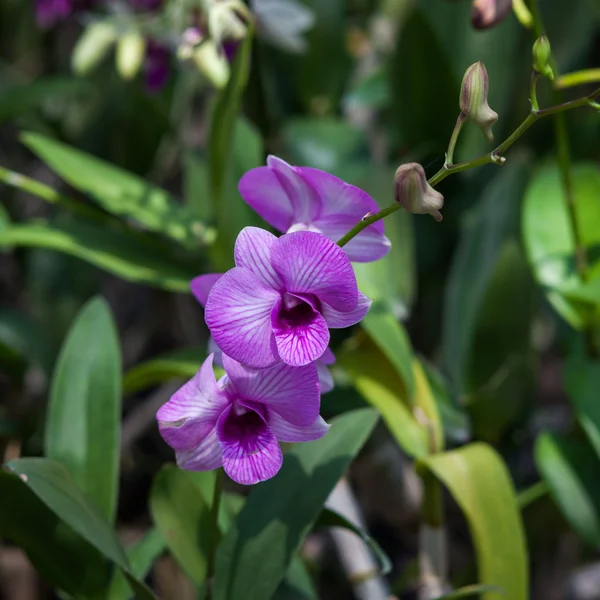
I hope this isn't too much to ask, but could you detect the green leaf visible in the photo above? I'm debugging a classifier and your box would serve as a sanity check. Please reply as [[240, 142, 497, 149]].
[[419, 443, 528, 600], [123, 346, 204, 395], [184, 152, 212, 221], [0, 218, 196, 291], [432, 584, 504, 600], [339, 335, 428, 459], [149, 464, 212, 586], [4, 458, 158, 599], [535, 432, 600, 546], [522, 162, 600, 328], [315, 508, 391, 575], [46, 296, 121, 524], [343, 68, 391, 110], [21, 132, 214, 248], [209, 27, 254, 203], [273, 556, 318, 600], [213, 408, 379, 600], [0, 470, 107, 599], [107, 529, 165, 600]]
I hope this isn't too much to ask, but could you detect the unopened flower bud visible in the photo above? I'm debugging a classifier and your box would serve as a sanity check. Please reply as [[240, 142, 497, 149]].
[[116, 30, 146, 80], [471, 0, 512, 29], [532, 35, 555, 81], [72, 22, 117, 76], [394, 163, 444, 222], [177, 27, 204, 61], [208, 0, 248, 46], [194, 41, 230, 89], [460, 61, 498, 142]]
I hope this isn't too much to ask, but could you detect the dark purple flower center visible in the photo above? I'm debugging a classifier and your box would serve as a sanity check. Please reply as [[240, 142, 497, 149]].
[[277, 293, 320, 329], [220, 401, 267, 453]]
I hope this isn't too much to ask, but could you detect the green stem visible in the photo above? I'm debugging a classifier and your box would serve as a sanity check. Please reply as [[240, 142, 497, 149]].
[[517, 480, 548, 509], [336, 86, 600, 249], [556, 68, 600, 90], [512, 0, 534, 28], [445, 113, 465, 166], [530, 72, 540, 111], [207, 469, 224, 598]]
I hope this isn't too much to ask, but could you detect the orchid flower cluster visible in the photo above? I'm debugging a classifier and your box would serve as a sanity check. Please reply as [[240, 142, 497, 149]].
[[157, 157, 391, 485]]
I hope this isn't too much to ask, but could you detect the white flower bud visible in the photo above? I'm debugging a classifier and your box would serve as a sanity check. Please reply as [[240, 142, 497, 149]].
[[460, 61, 498, 142], [394, 163, 444, 222]]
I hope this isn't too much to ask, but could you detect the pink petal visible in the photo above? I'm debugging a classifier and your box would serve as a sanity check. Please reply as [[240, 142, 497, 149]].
[[320, 291, 372, 328], [222, 354, 320, 426], [271, 231, 358, 311], [175, 428, 224, 471], [156, 354, 229, 451], [217, 402, 283, 485], [296, 166, 384, 233], [316, 361, 334, 394], [190, 273, 222, 307], [271, 294, 330, 367], [238, 167, 294, 232], [267, 156, 322, 224], [319, 347, 336, 365], [313, 214, 391, 263], [205, 267, 280, 368], [268, 412, 330, 443], [234, 227, 281, 290]]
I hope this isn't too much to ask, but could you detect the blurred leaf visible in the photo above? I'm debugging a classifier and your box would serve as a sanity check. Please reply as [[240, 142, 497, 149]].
[[107, 529, 165, 600], [412, 358, 444, 453], [0, 201, 10, 229], [390, 8, 459, 152], [21, 132, 214, 248], [0, 78, 93, 123], [339, 335, 428, 459], [273, 556, 318, 600], [343, 68, 391, 111], [213, 408, 378, 600], [535, 432, 600, 546], [0, 470, 107, 599], [184, 152, 212, 221], [123, 346, 204, 395], [522, 162, 600, 328], [420, 443, 528, 600], [5, 458, 157, 599], [150, 464, 212, 586], [209, 27, 253, 203], [315, 508, 392, 575], [46, 296, 121, 524], [565, 357, 600, 459], [432, 584, 504, 600], [0, 218, 195, 291], [353, 165, 415, 318]]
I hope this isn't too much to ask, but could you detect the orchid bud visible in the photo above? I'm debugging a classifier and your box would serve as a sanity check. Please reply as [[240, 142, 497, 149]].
[[532, 35, 555, 81], [394, 163, 444, 222], [194, 41, 230, 89], [116, 30, 146, 80], [208, 0, 248, 46], [72, 22, 117, 76], [471, 0, 512, 29], [460, 61, 498, 142]]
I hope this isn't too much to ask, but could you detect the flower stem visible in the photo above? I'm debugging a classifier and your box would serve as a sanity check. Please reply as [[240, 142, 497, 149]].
[[556, 68, 600, 90], [512, 0, 534, 28], [207, 468, 224, 598], [445, 114, 465, 167], [530, 72, 540, 111], [336, 86, 600, 249]]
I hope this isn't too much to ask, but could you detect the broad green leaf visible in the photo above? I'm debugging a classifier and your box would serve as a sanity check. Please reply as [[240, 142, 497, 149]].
[[315, 508, 391, 575], [522, 162, 600, 328], [412, 358, 444, 453], [0, 470, 107, 599], [273, 556, 318, 600], [46, 296, 121, 524], [339, 335, 428, 458], [535, 432, 600, 546], [389, 8, 459, 152], [213, 408, 379, 600], [432, 585, 504, 600], [420, 443, 528, 600], [123, 346, 204, 395], [150, 464, 212, 585], [108, 529, 165, 600], [209, 27, 253, 203], [184, 152, 212, 221], [21, 132, 214, 248], [0, 218, 195, 291], [4, 458, 158, 599]]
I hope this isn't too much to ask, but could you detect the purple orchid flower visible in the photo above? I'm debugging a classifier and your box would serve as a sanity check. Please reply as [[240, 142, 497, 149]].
[[144, 40, 170, 93], [157, 353, 328, 485], [35, 0, 73, 28], [204, 227, 370, 369], [191, 272, 336, 393], [238, 156, 391, 263]]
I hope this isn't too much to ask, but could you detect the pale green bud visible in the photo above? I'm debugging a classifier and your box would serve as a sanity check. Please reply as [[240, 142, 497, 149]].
[[532, 35, 555, 81], [394, 163, 444, 222], [460, 61, 498, 142], [194, 41, 230, 89], [72, 22, 117, 76], [116, 31, 146, 80], [208, 0, 248, 46]]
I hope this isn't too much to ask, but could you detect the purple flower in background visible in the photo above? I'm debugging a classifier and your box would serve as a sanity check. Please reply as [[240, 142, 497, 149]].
[[204, 227, 370, 368], [239, 156, 391, 263], [157, 353, 328, 485], [144, 40, 170, 93], [191, 272, 337, 393], [35, 0, 72, 28], [129, 0, 162, 11]]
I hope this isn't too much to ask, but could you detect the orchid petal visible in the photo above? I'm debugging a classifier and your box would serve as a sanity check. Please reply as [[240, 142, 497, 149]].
[[316, 360, 334, 394], [234, 227, 281, 290], [175, 428, 223, 471], [268, 412, 330, 442], [321, 291, 371, 328], [320, 347, 336, 365], [190, 273, 222, 307], [205, 267, 280, 368]]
